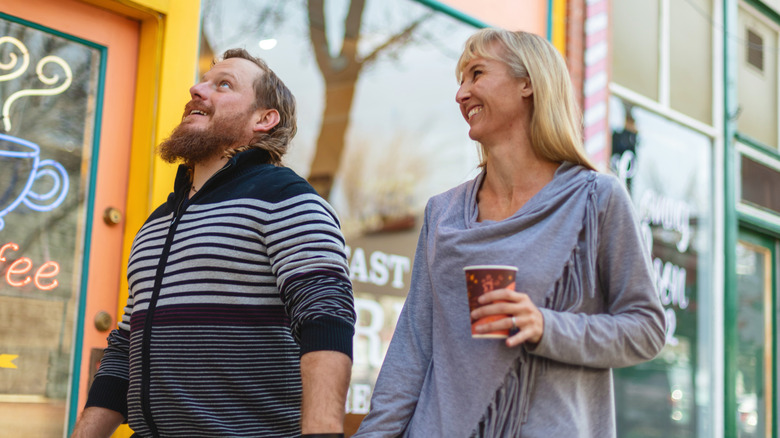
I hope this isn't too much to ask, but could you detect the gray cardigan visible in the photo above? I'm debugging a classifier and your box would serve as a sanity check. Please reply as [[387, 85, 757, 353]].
[[354, 162, 666, 437]]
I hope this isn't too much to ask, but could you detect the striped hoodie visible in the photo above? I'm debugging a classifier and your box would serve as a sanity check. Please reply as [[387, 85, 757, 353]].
[[85, 148, 356, 437]]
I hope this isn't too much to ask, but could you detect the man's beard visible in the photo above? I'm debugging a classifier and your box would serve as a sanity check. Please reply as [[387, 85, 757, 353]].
[[158, 115, 249, 165]]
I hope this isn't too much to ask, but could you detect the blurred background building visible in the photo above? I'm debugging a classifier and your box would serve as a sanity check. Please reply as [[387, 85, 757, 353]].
[[0, 1, 777, 437]]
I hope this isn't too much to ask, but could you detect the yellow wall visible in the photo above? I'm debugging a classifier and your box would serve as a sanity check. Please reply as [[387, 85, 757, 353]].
[[551, 0, 567, 54]]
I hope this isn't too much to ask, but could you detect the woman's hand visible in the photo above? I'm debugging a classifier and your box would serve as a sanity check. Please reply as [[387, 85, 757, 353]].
[[470, 288, 544, 348]]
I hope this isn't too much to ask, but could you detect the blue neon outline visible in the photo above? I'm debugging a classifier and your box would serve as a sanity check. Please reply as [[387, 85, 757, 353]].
[[23, 160, 69, 210], [0, 133, 40, 229]]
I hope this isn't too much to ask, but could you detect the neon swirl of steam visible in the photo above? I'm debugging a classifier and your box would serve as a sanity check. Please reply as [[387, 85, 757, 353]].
[[3, 55, 73, 132], [0, 36, 30, 82]]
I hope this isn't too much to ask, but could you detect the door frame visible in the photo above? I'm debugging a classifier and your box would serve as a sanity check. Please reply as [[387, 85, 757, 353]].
[[728, 223, 779, 438], [0, 4, 137, 436]]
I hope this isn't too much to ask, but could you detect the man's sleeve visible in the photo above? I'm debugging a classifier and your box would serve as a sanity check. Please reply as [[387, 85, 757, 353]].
[[84, 327, 131, 418], [269, 193, 356, 358]]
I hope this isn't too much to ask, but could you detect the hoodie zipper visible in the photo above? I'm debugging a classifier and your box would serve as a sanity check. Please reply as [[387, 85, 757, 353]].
[[139, 161, 234, 437]]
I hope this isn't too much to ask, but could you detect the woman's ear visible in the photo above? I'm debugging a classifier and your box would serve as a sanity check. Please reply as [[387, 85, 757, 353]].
[[519, 77, 533, 98], [253, 108, 280, 133]]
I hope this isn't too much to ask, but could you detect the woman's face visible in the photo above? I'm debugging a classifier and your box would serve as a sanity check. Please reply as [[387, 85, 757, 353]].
[[455, 47, 532, 146]]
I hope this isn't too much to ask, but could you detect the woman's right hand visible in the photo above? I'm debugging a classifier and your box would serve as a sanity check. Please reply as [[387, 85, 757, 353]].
[[471, 288, 545, 348]]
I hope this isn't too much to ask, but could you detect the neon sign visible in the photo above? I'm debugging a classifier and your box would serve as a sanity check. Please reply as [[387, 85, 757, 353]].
[[0, 241, 59, 291], [0, 36, 71, 229]]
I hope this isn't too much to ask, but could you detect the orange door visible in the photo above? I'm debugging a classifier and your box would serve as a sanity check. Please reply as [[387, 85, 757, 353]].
[[0, 0, 138, 435]]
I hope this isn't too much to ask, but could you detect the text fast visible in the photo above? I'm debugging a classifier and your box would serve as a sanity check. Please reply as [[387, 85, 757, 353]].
[[346, 246, 410, 290]]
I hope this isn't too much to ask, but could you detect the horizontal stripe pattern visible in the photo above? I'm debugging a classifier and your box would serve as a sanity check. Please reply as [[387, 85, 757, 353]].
[[126, 324, 302, 437], [91, 159, 355, 437]]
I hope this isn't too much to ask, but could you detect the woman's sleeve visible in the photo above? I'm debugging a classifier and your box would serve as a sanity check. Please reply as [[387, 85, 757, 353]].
[[353, 206, 435, 437], [528, 177, 667, 368]]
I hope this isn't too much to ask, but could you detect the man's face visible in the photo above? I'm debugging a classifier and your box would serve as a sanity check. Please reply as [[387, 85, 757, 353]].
[[159, 57, 262, 164]]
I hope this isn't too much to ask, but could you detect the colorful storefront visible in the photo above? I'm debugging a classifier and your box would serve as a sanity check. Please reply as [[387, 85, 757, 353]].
[[611, 1, 780, 437], [0, 0, 200, 435]]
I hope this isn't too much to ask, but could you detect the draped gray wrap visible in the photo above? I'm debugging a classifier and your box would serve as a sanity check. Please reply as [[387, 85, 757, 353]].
[[354, 162, 666, 438]]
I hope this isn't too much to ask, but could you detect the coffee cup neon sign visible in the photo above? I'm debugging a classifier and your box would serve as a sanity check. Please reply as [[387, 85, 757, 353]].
[[0, 36, 71, 230], [0, 241, 59, 290], [0, 133, 69, 230]]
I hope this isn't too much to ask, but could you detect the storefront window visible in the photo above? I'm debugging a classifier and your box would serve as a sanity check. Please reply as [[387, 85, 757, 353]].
[[670, 0, 712, 124], [610, 95, 714, 437], [612, 0, 714, 125], [737, 4, 779, 148], [611, 0, 660, 101], [199, 0, 479, 416], [0, 16, 101, 436]]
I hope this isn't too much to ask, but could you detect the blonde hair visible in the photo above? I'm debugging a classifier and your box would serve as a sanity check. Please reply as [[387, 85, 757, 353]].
[[456, 29, 596, 171]]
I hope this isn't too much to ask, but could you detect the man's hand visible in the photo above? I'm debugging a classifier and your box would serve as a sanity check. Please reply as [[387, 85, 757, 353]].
[[300, 350, 352, 434], [70, 406, 124, 438]]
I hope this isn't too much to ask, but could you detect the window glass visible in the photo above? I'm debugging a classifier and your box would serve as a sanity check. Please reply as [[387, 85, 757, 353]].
[[610, 95, 714, 438], [199, 0, 479, 416], [670, 0, 712, 124], [734, 238, 772, 438], [740, 154, 780, 215], [737, 6, 778, 148], [0, 16, 100, 436], [611, 0, 659, 100]]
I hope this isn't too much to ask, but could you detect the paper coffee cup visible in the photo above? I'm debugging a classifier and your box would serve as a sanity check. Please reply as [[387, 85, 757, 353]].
[[464, 265, 518, 338]]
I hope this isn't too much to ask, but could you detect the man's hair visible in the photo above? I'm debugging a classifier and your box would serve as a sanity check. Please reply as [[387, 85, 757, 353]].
[[456, 29, 596, 171], [220, 48, 297, 165]]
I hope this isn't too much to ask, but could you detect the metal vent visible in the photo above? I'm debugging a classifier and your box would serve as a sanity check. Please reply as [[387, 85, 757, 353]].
[[747, 28, 764, 71]]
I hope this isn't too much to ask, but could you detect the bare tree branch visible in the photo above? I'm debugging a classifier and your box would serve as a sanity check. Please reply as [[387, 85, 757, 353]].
[[308, 0, 333, 74], [340, 0, 365, 59], [361, 11, 433, 67]]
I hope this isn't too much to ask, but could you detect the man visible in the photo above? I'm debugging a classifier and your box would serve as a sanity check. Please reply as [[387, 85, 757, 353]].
[[71, 49, 355, 438]]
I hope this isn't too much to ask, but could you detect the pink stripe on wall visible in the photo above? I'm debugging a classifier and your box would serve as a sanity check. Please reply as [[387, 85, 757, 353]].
[[585, 57, 608, 80], [586, 0, 608, 16], [586, 28, 608, 47], [582, 0, 610, 169], [584, 87, 607, 112]]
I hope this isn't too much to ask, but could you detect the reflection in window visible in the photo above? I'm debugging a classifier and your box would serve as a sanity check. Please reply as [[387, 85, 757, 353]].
[[199, 0, 480, 237], [199, 0, 480, 423], [609, 95, 714, 438], [735, 240, 771, 438]]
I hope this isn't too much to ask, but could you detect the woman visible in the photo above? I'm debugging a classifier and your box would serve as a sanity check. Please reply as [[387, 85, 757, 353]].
[[353, 29, 666, 437]]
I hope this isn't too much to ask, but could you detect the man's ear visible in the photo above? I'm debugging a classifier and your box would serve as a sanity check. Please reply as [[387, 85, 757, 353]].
[[253, 108, 280, 133]]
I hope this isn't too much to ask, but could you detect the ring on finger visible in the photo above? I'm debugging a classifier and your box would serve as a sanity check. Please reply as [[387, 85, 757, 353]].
[[510, 316, 518, 330]]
